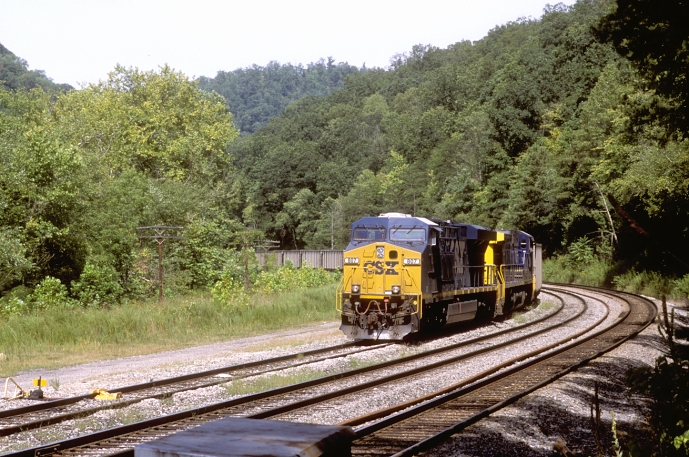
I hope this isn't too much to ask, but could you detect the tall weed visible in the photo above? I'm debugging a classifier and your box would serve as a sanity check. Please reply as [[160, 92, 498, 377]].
[[0, 284, 339, 376]]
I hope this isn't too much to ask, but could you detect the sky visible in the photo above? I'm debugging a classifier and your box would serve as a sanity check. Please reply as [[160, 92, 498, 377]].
[[0, 0, 578, 88]]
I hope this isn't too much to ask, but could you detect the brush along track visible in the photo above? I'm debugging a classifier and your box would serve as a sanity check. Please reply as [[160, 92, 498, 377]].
[[349, 286, 656, 457], [5, 290, 603, 457]]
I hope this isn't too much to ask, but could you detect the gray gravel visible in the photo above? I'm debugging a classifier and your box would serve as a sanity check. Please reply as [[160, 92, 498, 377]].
[[422, 291, 677, 457], [0, 290, 673, 456]]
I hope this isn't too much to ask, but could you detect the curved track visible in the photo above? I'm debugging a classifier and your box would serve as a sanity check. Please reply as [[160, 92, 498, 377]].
[[350, 286, 656, 456], [3, 286, 655, 457]]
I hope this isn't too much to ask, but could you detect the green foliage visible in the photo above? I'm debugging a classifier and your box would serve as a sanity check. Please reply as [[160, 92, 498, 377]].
[[543, 255, 616, 287], [596, 0, 689, 135], [0, 285, 338, 376], [211, 262, 339, 305], [627, 302, 689, 456], [4, 2, 689, 305], [71, 263, 123, 308], [28, 277, 75, 310], [198, 58, 360, 134], [674, 275, 689, 300], [0, 295, 28, 319], [0, 42, 72, 92], [253, 265, 339, 295], [568, 237, 596, 264]]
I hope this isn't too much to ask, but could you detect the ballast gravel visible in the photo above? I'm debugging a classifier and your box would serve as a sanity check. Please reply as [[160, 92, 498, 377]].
[[0, 290, 678, 456]]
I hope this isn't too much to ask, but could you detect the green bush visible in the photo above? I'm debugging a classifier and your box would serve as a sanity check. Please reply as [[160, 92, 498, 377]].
[[627, 305, 689, 456], [613, 270, 684, 299], [543, 255, 614, 287], [71, 263, 123, 308], [674, 274, 689, 300], [28, 276, 75, 310], [211, 263, 340, 305], [0, 295, 28, 318], [253, 265, 339, 295], [211, 268, 250, 306]]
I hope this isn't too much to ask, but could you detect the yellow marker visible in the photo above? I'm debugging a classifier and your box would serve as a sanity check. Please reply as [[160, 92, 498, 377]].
[[91, 388, 123, 400], [32, 379, 47, 387]]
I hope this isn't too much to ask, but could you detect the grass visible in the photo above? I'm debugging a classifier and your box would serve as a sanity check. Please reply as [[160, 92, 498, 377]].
[[0, 283, 340, 377], [511, 300, 556, 324], [542, 256, 689, 304], [539, 301, 555, 311], [346, 357, 378, 370], [223, 368, 327, 396]]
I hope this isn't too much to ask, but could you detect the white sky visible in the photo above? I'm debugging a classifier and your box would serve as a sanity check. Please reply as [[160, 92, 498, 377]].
[[0, 0, 578, 88]]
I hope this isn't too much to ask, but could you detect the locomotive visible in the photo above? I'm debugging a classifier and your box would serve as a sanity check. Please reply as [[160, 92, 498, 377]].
[[336, 213, 542, 340]]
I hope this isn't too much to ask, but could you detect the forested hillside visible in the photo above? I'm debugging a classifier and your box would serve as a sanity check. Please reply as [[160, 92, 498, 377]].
[[0, 43, 72, 92], [2, 0, 689, 309], [198, 58, 360, 134], [229, 0, 689, 277]]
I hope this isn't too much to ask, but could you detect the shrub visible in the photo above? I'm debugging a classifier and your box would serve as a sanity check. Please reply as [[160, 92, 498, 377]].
[[674, 274, 689, 300], [211, 263, 340, 306], [71, 263, 123, 308], [0, 295, 28, 318], [28, 276, 75, 310], [211, 268, 250, 306], [627, 302, 689, 456], [543, 256, 614, 287]]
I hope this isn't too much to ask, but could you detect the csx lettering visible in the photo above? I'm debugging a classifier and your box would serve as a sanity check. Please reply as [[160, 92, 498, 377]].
[[363, 261, 399, 275]]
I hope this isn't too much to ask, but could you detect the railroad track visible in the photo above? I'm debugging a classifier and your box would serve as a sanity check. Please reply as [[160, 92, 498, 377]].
[[349, 286, 656, 457], [0, 293, 568, 445], [0, 341, 383, 435], [3, 288, 602, 456]]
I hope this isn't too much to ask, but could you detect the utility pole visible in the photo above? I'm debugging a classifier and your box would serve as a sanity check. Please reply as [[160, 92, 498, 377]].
[[136, 226, 183, 302]]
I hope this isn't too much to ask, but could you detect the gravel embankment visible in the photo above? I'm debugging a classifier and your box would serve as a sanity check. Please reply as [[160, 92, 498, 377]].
[[0, 290, 675, 456]]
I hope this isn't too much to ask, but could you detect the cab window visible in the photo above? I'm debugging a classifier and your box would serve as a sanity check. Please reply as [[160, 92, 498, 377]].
[[390, 227, 426, 242], [353, 226, 386, 241]]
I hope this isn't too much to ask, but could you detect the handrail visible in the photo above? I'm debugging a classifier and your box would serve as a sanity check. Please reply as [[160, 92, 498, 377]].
[[335, 276, 344, 312], [402, 267, 421, 318]]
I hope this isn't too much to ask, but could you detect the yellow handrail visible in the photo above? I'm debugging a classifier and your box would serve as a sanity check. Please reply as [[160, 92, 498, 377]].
[[402, 267, 421, 318], [335, 275, 344, 312]]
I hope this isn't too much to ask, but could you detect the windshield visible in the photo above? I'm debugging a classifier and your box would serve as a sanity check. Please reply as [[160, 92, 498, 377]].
[[390, 227, 426, 242], [353, 226, 386, 241]]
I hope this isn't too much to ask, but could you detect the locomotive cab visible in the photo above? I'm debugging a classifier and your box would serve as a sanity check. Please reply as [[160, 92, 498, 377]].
[[337, 213, 430, 340]]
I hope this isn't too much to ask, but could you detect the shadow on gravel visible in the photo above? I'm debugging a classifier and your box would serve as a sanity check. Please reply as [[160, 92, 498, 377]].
[[423, 356, 655, 456], [629, 332, 667, 354]]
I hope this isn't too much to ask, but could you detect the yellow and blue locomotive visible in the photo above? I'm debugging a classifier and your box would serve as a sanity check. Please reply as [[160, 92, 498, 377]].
[[336, 213, 542, 340]]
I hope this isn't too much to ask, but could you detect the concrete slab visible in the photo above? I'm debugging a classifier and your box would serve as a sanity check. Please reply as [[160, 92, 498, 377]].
[[135, 417, 356, 457]]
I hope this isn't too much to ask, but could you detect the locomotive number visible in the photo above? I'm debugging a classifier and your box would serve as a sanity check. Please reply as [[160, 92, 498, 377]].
[[363, 261, 399, 275]]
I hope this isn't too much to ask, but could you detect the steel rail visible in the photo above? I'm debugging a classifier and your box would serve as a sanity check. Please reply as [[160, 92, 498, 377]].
[[350, 285, 656, 457], [5, 293, 571, 456], [337, 287, 605, 427], [0, 341, 380, 434]]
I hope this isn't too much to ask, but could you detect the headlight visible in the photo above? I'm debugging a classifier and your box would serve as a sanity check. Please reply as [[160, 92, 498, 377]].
[[403, 258, 421, 265], [391, 285, 401, 294], [376, 246, 385, 259], [351, 284, 361, 294], [344, 257, 359, 265]]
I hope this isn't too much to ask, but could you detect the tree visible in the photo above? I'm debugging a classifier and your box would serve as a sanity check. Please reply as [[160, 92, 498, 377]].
[[54, 65, 238, 182], [596, 0, 689, 135]]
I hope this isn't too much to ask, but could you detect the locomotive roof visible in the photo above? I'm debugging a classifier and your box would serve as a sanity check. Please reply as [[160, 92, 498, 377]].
[[353, 214, 436, 229], [352, 215, 496, 241]]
